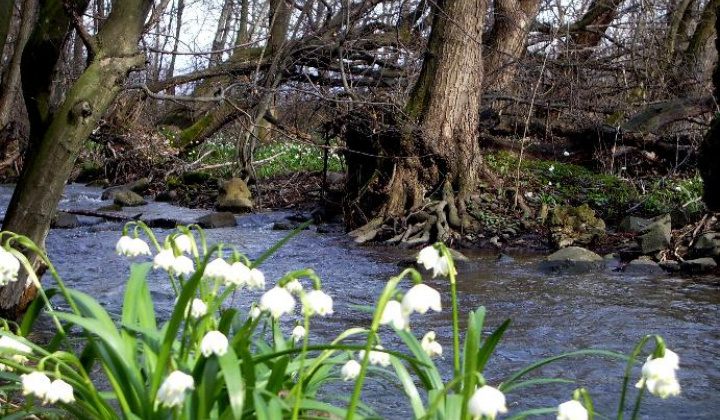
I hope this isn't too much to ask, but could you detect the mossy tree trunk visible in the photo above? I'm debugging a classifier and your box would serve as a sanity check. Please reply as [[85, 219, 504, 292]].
[[0, 0, 153, 320], [699, 3, 720, 210], [345, 0, 487, 230]]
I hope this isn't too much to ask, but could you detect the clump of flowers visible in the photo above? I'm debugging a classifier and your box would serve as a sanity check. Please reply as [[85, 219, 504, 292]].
[[115, 236, 151, 257]]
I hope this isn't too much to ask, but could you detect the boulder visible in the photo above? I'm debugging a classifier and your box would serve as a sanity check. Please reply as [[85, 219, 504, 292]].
[[680, 258, 717, 274], [623, 258, 664, 275], [547, 204, 606, 249], [539, 246, 605, 274], [617, 216, 652, 233], [52, 212, 80, 229], [658, 260, 681, 272], [216, 178, 253, 212], [636, 214, 671, 254], [196, 212, 237, 229], [113, 190, 147, 207], [691, 232, 720, 258], [125, 178, 150, 194]]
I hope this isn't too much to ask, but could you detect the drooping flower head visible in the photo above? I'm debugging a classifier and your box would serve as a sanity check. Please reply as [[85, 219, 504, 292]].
[[291, 325, 306, 343], [358, 346, 390, 367], [156, 370, 195, 408], [226, 262, 251, 287], [557, 400, 588, 420], [284, 278, 303, 294], [421, 331, 443, 358], [169, 233, 193, 254], [21, 371, 52, 400], [416, 245, 453, 277], [116, 236, 151, 257], [380, 300, 409, 330], [259, 286, 295, 319], [247, 268, 266, 290], [188, 299, 207, 319], [636, 348, 681, 398], [468, 385, 508, 420], [46, 379, 75, 404], [341, 359, 361, 381], [171, 255, 195, 276], [200, 331, 229, 357], [203, 258, 231, 282], [0, 247, 20, 285], [153, 249, 175, 271], [402, 283, 442, 315], [304, 289, 334, 316], [0, 335, 32, 371]]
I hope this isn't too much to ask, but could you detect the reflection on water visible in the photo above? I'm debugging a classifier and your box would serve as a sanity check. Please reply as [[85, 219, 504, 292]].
[[4, 184, 719, 419]]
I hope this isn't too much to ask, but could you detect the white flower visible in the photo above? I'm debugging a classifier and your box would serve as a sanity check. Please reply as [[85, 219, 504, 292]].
[[0, 335, 32, 370], [416, 246, 452, 277], [549, 164, 555, 172], [468, 385, 508, 420], [116, 236, 151, 257], [291, 325, 306, 343], [203, 258, 231, 282], [557, 400, 587, 420], [171, 255, 195, 276], [21, 371, 51, 400], [226, 262, 251, 287], [46, 379, 75, 404], [304, 290, 334, 316], [249, 305, 261, 320], [341, 359, 361, 381], [421, 331, 443, 358], [380, 300, 409, 330], [170, 234, 193, 254], [188, 299, 207, 319], [359, 346, 390, 367], [200, 331, 229, 357], [260, 287, 295, 319], [156, 370, 194, 408], [636, 349, 681, 398], [153, 249, 175, 271], [0, 247, 20, 285], [563, 150, 570, 157], [402, 284, 442, 315], [284, 279, 303, 294], [247, 268, 266, 290]]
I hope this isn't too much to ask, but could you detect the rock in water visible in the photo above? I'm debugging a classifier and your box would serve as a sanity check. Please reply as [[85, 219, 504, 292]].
[[540, 246, 605, 274], [196, 212, 237, 229], [113, 190, 147, 207], [547, 204, 606, 249], [216, 178, 253, 212], [636, 214, 671, 254]]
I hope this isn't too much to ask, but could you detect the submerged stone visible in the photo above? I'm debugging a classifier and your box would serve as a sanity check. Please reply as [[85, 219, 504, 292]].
[[196, 212, 237, 229], [540, 246, 604, 274]]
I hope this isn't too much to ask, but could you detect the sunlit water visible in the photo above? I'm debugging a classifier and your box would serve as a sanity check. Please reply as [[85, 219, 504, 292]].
[[2, 184, 718, 419]]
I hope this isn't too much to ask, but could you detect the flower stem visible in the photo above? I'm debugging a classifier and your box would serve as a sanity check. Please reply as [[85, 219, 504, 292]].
[[439, 245, 461, 390]]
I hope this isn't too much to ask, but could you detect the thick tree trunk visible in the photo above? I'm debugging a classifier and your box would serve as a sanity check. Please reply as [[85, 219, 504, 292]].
[[0, 0, 36, 129], [345, 0, 487, 233], [699, 3, 720, 210], [0, 0, 153, 320]]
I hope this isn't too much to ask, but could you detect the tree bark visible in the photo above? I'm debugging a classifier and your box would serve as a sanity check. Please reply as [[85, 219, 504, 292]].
[[210, 0, 234, 63], [0, 0, 154, 320], [345, 0, 488, 232], [0, 0, 36, 129], [699, 3, 720, 210]]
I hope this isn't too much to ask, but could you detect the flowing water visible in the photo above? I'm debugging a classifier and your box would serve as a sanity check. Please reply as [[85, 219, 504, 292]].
[[1, 184, 718, 419]]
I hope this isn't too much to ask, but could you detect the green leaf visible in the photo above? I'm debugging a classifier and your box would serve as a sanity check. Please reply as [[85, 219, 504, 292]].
[[461, 307, 485, 419], [477, 318, 510, 372], [252, 220, 312, 268], [218, 347, 245, 419], [390, 355, 426, 418]]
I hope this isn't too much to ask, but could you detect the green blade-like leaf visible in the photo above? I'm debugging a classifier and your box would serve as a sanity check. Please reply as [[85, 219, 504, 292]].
[[390, 355, 426, 418], [218, 346, 245, 420]]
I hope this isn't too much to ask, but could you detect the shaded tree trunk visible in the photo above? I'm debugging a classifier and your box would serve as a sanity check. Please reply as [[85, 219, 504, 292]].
[[0, 0, 36, 129], [0, 0, 154, 320], [345, 0, 487, 233], [699, 2, 720, 210]]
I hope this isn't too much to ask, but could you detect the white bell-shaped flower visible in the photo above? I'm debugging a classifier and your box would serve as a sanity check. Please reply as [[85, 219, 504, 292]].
[[557, 400, 588, 420], [468, 385, 508, 420], [291, 325, 306, 343], [358, 346, 390, 367], [188, 299, 207, 319], [170, 234, 193, 254], [171, 255, 195, 276], [116, 236, 133, 255], [0, 335, 31, 371], [156, 370, 195, 408], [21, 371, 51, 400], [247, 268, 266, 290], [226, 262, 251, 287], [380, 300, 408, 330], [341, 359, 361, 381], [304, 290, 334, 316], [153, 249, 175, 271], [249, 305, 261, 320], [203, 258, 231, 282], [200, 331, 229, 357], [45, 379, 75, 404], [421, 331, 443, 358], [0, 247, 20, 285], [636, 349, 681, 398], [116, 236, 151, 257], [416, 245, 453, 277], [260, 286, 295, 319], [402, 283, 442, 315], [284, 279, 303, 294]]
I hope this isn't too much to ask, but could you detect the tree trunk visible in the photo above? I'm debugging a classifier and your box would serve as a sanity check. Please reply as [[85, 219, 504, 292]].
[[166, 0, 184, 95], [0, 0, 36, 129], [699, 2, 720, 210], [345, 0, 487, 233], [210, 0, 234, 63], [0, 0, 153, 320], [483, 0, 541, 91]]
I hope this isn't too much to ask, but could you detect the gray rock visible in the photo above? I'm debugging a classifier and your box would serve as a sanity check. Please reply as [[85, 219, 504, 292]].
[[216, 178, 253, 212], [547, 204, 606, 249], [540, 246, 605, 274], [101, 185, 125, 200], [658, 260, 681, 272], [52, 212, 79, 229], [617, 216, 652, 233], [636, 214, 671, 254], [680, 258, 717, 274], [196, 212, 237, 229], [624, 259, 664, 275], [691, 232, 720, 258], [113, 190, 147, 207], [125, 178, 150, 194]]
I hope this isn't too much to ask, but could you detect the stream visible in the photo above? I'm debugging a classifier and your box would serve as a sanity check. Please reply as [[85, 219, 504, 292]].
[[1, 184, 718, 419]]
